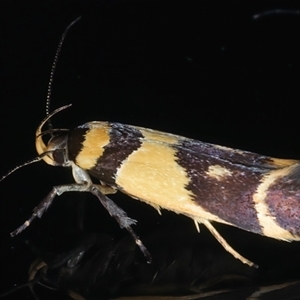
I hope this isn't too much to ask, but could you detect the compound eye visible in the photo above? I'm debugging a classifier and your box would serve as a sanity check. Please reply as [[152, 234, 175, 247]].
[[52, 149, 66, 165], [46, 135, 68, 165], [47, 135, 67, 150]]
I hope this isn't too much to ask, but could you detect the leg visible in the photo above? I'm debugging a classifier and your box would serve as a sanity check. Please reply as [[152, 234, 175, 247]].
[[11, 184, 89, 237], [203, 220, 258, 268], [11, 183, 152, 263], [91, 186, 151, 263]]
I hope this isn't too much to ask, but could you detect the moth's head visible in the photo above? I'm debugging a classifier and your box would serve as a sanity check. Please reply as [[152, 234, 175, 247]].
[[0, 104, 72, 183], [36, 104, 72, 166]]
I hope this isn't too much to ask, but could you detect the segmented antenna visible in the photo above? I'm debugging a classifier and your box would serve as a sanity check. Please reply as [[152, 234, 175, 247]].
[[0, 158, 43, 183], [46, 16, 81, 129]]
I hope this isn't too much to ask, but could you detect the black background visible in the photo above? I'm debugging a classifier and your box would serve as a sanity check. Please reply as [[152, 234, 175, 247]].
[[1, 1, 300, 299]]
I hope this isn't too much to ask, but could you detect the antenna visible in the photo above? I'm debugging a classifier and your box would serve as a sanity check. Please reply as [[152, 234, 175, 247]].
[[0, 157, 43, 183], [0, 16, 81, 182], [46, 16, 81, 129]]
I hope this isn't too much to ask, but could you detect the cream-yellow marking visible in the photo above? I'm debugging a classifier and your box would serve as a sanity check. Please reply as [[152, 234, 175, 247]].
[[138, 127, 181, 144], [206, 165, 232, 180], [116, 135, 231, 225], [270, 157, 300, 168], [76, 123, 110, 170], [253, 164, 300, 241]]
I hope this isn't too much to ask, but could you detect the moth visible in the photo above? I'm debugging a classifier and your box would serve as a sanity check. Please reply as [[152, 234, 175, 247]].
[[2, 18, 299, 268]]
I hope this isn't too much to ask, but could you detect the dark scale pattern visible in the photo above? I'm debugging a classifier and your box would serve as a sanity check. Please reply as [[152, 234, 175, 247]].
[[68, 127, 89, 162], [266, 164, 300, 236], [175, 139, 264, 234], [187, 141, 276, 170], [89, 123, 143, 185]]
